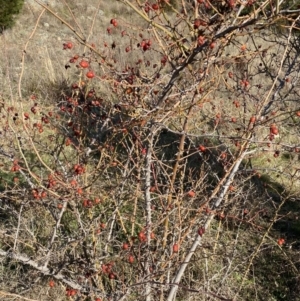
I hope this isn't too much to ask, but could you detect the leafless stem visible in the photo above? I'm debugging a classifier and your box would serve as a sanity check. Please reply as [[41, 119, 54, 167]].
[[167, 147, 253, 300], [144, 125, 156, 301]]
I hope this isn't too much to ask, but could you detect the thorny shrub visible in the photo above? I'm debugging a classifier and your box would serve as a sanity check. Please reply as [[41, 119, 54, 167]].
[[0, 1, 300, 301]]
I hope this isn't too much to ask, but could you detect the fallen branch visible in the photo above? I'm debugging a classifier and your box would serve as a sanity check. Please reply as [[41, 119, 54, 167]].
[[0, 249, 85, 292]]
